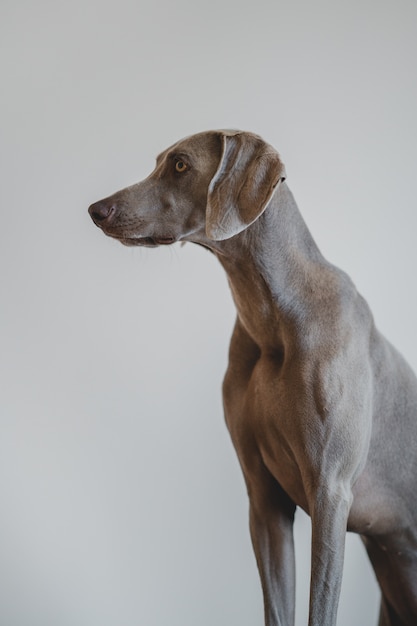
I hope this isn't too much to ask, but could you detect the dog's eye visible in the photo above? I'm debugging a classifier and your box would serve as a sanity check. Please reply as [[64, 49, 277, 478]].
[[175, 160, 187, 173]]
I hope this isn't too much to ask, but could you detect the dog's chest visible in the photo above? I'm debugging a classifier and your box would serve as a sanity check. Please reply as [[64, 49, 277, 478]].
[[223, 353, 311, 512]]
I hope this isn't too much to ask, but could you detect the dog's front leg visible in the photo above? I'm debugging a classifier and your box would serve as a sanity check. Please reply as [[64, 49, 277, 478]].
[[308, 485, 352, 626], [247, 472, 297, 626]]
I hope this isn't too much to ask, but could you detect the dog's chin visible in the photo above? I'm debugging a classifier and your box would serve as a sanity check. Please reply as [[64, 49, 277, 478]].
[[119, 236, 158, 248], [116, 235, 176, 248]]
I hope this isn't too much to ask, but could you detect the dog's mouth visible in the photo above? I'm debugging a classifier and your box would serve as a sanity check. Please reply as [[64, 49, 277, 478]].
[[118, 236, 176, 247]]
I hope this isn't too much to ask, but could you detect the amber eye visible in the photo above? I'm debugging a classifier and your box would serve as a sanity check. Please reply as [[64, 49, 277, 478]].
[[175, 160, 187, 173]]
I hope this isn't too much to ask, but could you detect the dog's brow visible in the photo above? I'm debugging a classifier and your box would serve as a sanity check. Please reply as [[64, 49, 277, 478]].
[[170, 151, 189, 161], [157, 150, 191, 167]]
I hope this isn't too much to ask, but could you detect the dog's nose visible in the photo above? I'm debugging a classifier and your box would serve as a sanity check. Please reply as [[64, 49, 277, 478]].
[[88, 201, 116, 225]]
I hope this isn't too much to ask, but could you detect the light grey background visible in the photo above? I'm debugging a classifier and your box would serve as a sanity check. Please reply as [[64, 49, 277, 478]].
[[1, 0, 416, 624]]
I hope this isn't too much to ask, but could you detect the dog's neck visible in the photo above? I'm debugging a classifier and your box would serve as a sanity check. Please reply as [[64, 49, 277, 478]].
[[208, 183, 343, 351]]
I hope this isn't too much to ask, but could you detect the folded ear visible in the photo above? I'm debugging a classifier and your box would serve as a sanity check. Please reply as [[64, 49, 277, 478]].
[[206, 131, 286, 241]]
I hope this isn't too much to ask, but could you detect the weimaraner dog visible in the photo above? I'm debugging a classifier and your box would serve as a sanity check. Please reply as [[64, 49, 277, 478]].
[[88, 130, 417, 626]]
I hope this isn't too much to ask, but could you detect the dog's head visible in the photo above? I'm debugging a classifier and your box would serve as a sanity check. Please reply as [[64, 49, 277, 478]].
[[88, 130, 286, 246]]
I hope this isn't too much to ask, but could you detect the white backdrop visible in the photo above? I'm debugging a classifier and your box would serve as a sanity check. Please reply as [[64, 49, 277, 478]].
[[1, 1, 417, 624]]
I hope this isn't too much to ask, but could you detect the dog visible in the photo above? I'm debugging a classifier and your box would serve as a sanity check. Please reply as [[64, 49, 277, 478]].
[[89, 130, 417, 625]]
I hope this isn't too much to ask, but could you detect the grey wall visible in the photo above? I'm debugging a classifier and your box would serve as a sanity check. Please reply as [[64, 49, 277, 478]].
[[1, 0, 416, 624]]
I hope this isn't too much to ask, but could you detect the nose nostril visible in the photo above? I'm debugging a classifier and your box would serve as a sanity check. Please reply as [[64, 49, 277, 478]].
[[88, 202, 116, 224]]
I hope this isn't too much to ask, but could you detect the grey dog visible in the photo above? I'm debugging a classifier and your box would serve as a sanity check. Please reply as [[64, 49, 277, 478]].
[[88, 130, 417, 626]]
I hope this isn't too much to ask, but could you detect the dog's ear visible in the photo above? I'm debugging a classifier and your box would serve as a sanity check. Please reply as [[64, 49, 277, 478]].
[[206, 131, 286, 241]]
